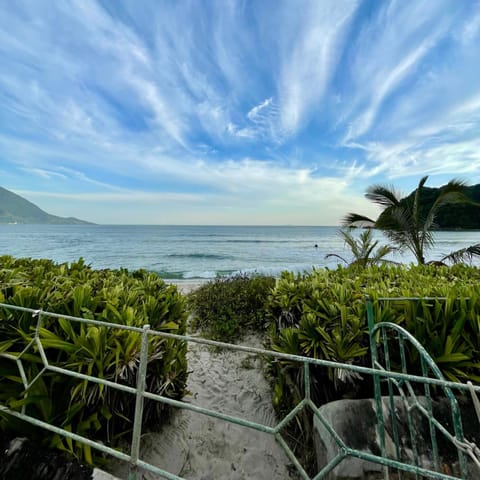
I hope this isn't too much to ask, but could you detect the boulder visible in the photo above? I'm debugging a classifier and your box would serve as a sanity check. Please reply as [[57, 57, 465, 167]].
[[313, 397, 479, 480]]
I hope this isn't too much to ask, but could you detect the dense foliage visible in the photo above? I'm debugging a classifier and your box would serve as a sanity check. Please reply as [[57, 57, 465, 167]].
[[265, 264, 480, 473], [344, 176, 479, 264], [188, 274, 276, 342], [410, 184, 480, 230], [0, 255, 188, 463], [266, 264, 480, 409]]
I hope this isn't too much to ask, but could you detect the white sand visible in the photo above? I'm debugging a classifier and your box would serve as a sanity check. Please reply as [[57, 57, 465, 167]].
[[166, 280, 207, 295], [112, 335, 295, 479]]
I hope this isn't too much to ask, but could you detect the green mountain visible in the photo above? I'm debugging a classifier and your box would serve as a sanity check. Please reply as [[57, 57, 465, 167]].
[[0, 187, 93, 224], [404, 183, 480, 230]]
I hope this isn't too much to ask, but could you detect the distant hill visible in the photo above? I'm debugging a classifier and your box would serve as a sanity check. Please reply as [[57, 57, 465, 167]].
[[0, 187, 93, 225], [403, 183, 480, 230]]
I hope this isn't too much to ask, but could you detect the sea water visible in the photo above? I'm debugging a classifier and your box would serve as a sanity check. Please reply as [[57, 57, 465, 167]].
[[0, 224, 478, 280]]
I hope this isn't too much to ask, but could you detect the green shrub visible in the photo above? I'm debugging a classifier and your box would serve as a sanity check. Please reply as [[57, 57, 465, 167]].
[[0, 256, 188, 464], [265, 264, 480, 475], [188, 274, 276, 342], [266, 264, 480, 408]]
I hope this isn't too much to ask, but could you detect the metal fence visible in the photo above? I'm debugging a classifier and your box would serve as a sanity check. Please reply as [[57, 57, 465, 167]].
[[367, 297, 480, 480], [0, 299, 479, 480]]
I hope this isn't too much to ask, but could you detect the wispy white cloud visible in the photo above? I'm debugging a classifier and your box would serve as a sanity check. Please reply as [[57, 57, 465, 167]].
[[247, 98, 273, 122], [21, 168, 67, 181], [459, 7, 480, 44], [332, 0, 480, 189], [277, 0, 359, 136], [364, 137, 480, 181], [18, 189, 206, 204], [345, 38, 436, 141], [1, 0, 480, 224], [341, 0, 457, 143], [223, 97, 281, 141], [17, 164, 375, 225]]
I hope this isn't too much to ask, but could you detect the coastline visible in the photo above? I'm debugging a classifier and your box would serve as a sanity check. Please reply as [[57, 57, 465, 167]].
[[111, 334, 294, 479], [166, 279, 208, 295]]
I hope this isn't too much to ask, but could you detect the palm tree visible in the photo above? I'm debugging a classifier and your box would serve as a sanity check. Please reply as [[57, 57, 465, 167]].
[[325, 228, 396, 267], [343, 176, 478, 265]]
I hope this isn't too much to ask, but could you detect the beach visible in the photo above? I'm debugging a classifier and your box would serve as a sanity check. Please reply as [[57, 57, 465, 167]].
[[111, 328, 295, 479], [110, 279, 296, 479], [166, 279, 207, 295]]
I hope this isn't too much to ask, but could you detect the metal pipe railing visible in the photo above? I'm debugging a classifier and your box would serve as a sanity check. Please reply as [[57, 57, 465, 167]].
[[0, 300, 479, 479]]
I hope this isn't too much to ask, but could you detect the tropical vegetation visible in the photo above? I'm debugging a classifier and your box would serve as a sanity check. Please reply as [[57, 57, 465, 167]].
[[265, 264, 480, 473], [266, 264, 480, 404], [411, 183, 480, 229], [2, 175, 479, 470], [343, 176, 480, 265], [188, 274, 275, 342], [0, 255, 188, 464], [325, 228, 396, 267]]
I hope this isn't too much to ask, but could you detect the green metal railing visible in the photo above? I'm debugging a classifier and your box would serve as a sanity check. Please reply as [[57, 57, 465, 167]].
[[367, 296, 480, 479], [0, 300, 479, 479]]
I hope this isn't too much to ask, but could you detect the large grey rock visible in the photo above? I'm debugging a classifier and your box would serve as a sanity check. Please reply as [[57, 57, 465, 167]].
[[313, 399, 383, 480], [313, 397, 479, 480]]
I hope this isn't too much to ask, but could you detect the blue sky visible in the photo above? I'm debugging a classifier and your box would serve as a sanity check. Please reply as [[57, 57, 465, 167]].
[[1, 0, 480, 225]]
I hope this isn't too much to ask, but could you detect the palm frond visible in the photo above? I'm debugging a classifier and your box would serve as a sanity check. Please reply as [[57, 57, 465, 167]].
[[380, 229, 408, 251], [364, 239, 379, 260], [339, 228, 359, 250], [324, 253, 348, 264], [376, 205, 412, 232], [440, 244, 480, 264], [345, 176, 475, 265], [365, 185, 402, 208], [424, 179, 470, 230], [413, 176, 429, 229], [342, 213, 375, 228], [339, 228, 370, 258], [372, 245, 399, 264], [327, 228, 396, 267], [419, 228, 435, 253]]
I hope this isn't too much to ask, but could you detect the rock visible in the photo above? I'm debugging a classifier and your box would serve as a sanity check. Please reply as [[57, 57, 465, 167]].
[[313, 399, 383, 480], [313, 397, 480, 480]]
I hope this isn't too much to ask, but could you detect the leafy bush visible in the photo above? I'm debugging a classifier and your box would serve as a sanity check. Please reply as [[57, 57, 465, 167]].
[[266, 264, 480, 408], [265, 264, 480, 474], [0, 256, 188, 464], [188, 274, 276, 342]]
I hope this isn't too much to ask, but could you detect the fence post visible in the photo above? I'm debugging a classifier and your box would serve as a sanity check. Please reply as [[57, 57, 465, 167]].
[[129, 324, 150, 480], [366, 296, 388, 480]]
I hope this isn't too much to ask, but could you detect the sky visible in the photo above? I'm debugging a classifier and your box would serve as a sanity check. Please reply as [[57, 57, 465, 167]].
[[1, 0, 480, 225]]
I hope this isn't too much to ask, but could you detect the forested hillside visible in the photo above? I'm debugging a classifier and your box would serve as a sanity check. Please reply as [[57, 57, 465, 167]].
[[406, 184, 480, 229]]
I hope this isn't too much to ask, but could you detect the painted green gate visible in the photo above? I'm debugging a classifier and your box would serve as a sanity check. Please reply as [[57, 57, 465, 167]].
[[366, 296, 480, 480]]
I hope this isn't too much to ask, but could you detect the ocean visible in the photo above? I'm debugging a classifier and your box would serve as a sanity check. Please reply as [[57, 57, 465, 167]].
[[0, 225, 478, 280]]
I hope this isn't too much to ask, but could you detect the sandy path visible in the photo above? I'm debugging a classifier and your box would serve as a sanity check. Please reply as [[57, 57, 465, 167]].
[[112, 335, 295, 479]]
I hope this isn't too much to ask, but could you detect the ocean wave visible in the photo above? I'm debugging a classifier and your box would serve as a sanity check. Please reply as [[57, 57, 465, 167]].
[[230, 264, 321, 277], [167, 253, 233, 260], [154, 264, 325, 280], [183, 270, 220, 279], [154, 269, 233, 280], [153, 270, 186, 279], [224, 239, 289, 244]]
